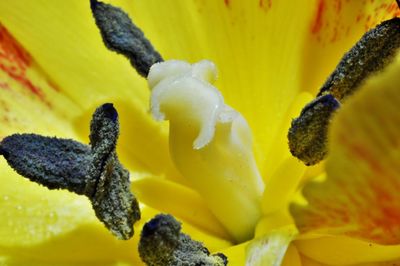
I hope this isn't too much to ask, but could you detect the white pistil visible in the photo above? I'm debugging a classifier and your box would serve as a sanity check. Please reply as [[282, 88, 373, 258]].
[[148, 60, 264, 242]]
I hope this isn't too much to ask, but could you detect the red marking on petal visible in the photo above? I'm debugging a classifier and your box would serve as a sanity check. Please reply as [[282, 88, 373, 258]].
[[334, 0, 342, 13], [259, 0, 272, 10], [311, 0, 326, 34], [46, 78, 61, 92], [348, 143, 385, 176], [224, 0, 230, 7], [0, 24, 50, 105], [0, 81, 10, 90]]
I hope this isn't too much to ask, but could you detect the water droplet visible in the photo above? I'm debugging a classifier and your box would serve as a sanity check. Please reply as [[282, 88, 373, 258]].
[[16, 205, 22, 211], [47, 211, 58, 223], [3, 195, 9, 201]]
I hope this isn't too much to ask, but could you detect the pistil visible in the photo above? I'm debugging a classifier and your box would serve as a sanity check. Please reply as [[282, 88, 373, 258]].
[[148, 60, 264, 242]]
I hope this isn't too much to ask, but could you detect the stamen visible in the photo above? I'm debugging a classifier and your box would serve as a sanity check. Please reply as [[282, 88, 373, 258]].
[[90, 0, 163, 77], [289, 18, 400, 165], [148, 60, 264, 242], [139, 214, 228, 266], [0, 103, 140, 240], [86, 103, 141, 239]]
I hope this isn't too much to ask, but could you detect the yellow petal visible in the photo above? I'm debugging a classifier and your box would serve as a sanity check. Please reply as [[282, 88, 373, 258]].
[[131, 177, 231, 240], [262, 157, 306, 215], [261, 92, 313, 178], [295, 235, 400, 265], [220, 242, 249, 266], [300, 0, 400, 95], [255, 210, 294, 238], [0, 24, 80, 137], [180, 220, 232, 253], [0, 0, 148, 108]]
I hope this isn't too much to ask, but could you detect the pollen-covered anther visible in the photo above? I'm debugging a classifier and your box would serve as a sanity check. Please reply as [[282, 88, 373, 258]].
[[0, 103, 140, 240], [139, 214, 227, 266], [147, 60, 264, 242], [90, 0, 163, 77], [85, 103, 140, 240], [288, 94, 340, 166]]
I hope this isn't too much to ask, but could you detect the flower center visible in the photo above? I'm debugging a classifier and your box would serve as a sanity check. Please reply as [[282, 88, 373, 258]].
[[148, 59, 264, 242]]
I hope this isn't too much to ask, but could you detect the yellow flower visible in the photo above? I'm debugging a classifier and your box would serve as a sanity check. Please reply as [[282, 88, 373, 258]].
[[0, 0, 399, 265]]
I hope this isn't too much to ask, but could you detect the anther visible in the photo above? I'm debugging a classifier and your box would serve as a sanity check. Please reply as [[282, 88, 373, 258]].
[[90, 0, 163, 77], [289, 17, 400, 165], [139, 214, 228, 266], [288, 94, 340, 166], [0, 103, 140, 240]]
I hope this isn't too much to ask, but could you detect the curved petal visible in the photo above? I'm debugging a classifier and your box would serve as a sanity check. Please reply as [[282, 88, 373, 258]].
[[295, 235, 400, 265], [300, 0, 400, 95], [262, 157, 306, 215]]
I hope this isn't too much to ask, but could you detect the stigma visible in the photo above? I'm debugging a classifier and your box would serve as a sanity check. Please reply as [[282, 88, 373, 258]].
[[148, 60, 264, 242]]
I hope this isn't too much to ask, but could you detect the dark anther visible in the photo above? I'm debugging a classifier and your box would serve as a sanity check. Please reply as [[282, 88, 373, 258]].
[[288, 94, 340, 166], [90, 0, 163, 77], [288, 18, 400, 165], [139, 214, 228, 266], [1, 134, 91, 194], [317, 18, 400, 101], [0, 103, 140, 240]]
